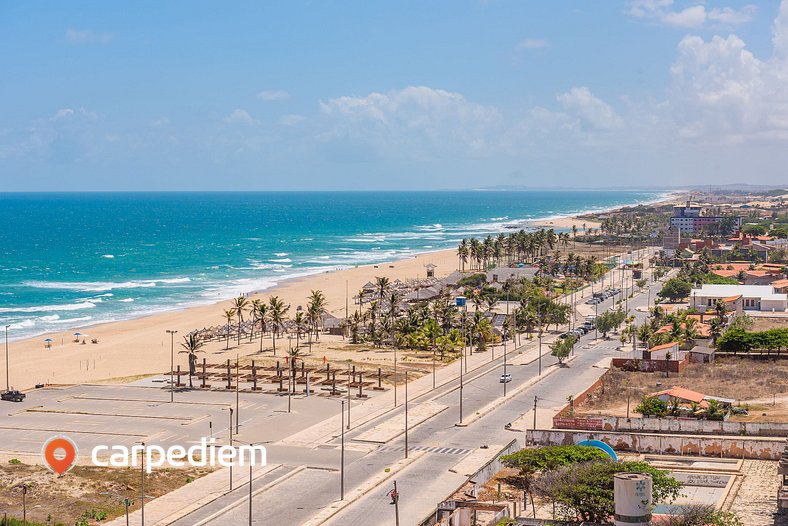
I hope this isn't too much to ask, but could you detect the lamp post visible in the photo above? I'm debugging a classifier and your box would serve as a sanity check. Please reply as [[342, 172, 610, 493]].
[[4, 324, 10, 392], [347, 362, 351, 429], [404, 371, 409, 458], [140, 441, 146, 526], [166, 330, 177, 402], [341, 400, 345, 501]]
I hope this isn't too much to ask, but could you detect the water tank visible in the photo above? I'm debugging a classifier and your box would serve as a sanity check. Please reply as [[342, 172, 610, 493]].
[[614, 473, 652, 526]]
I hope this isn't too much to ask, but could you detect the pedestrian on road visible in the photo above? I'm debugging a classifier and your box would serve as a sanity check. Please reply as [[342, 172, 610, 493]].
[[388, 487, 399, 504]]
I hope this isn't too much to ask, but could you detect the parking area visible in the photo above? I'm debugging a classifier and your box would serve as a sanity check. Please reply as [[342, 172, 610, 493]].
[[0, 379, 351, 461]]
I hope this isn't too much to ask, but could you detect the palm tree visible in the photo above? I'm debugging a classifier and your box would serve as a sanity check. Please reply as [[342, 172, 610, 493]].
[[307, 289, 326, 342], [179, 333, 204, 388], [232, 296, 249, 346], [268, 296, 289, 356], [375, 276, 391, 304], [253, 300, 268, 353], [222, 308, 236, 350], [458, 239, 469, 272], [293, 311, 308, 350], [572, 224, 578, 247]]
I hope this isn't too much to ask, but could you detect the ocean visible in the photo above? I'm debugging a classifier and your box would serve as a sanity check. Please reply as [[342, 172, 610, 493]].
[[0, 191, 663, 340]]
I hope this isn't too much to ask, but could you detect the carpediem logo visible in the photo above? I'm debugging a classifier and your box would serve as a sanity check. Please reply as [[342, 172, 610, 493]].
[[43, 436, 267, 474], [42, 435, 79, 475]]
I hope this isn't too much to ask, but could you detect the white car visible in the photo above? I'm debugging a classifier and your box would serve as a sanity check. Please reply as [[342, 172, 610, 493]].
[[500, 373, 512, 383]]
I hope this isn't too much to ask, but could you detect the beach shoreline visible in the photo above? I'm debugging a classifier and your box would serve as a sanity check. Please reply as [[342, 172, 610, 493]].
[[1, 194, 679, 390]]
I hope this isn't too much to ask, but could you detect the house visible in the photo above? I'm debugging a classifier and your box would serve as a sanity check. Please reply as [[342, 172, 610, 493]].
[[655, 321, 711, 339], [650, 386, 708, 409], [690, 284, 788, 312], [774, 279, 788, 294], [485, 266, 538, 284], [425, 263, 437, 278], [643, 341, 681, 360], [650, 386, 734, 412]]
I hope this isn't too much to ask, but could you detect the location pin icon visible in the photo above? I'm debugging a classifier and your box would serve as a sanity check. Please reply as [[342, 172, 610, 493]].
[[42, 435, 78, 475]]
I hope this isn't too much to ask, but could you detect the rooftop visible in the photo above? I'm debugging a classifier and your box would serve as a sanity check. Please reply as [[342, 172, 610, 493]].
[[691, 284, 787, 301]]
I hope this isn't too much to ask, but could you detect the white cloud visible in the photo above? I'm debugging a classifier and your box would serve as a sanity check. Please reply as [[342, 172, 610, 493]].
[[66, 28, 113, 44], [667, 2, 788, 142], [278, 114, 306, 126], [224, 109, 259, 125], [627, 1, 756, 28], [258, 90, 290, 101], [319, 86, 502, 157], [663, 5, 707, 28], [517, 38, 549, 49], [557, 87, 624, 130]]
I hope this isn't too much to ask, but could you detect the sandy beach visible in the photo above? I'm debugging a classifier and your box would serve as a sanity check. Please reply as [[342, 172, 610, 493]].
[[0, 212, 618, 391]]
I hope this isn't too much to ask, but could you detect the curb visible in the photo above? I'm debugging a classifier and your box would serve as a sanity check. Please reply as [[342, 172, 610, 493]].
[[454, 352, 577, 428], [301, 451, 426, 526], [185, 465, 305, 526]]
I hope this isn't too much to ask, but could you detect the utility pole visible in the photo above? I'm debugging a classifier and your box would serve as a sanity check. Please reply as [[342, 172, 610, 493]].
[[532, 396, 538, 433], [347, 363, 351, 429], [341, 400, 345, 500], [393, 480, 400, 526], [393, 347, 397, 407], [459, 360, 464, 424], [404, 371, 409, 458], [166, 329, 177, 402]]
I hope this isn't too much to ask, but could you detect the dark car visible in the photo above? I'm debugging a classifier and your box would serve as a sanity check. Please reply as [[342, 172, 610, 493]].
[[1, 390, 25, 402]]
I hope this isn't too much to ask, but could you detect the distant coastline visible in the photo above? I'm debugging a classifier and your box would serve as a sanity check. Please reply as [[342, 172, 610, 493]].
[[1, 190, 670, 343]]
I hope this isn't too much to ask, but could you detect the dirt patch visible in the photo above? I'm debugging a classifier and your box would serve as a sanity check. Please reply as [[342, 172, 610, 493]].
[[750, 316, 788, 331], [0, 462, 212, 525], [577, 357, 788, 421]]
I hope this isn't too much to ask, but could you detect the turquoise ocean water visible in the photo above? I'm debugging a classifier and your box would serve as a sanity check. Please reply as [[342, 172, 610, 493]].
[[0, 191, 663, 340]]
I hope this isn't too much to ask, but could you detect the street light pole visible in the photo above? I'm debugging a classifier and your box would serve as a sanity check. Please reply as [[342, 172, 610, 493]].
[[504, 289, 508, 396], [404, 371, 409, 459], [140, 442, 146, 526], [347, 363, 351, 429], [340, 400, 345, 501], [166, 329, 177, 403], [4, 325, 10, 392], [229, 408, 234, 491]]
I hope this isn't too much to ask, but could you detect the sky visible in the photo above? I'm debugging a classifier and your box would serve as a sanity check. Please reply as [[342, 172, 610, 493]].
[[1, 0, 787, 191]]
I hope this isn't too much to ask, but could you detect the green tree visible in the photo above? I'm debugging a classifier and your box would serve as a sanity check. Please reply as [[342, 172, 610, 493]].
[[179, 333, 204, 388], [501, 445, 608, 492], [660, 505, 742, 526], [222, 308, 236, 350], [231, 296, 249, 346], [268, 296, 290, 355], [534, 460, 682, 523], [550, 335, 575, 365], [658, 278, 692, 302], [635, 395, 668, 417]]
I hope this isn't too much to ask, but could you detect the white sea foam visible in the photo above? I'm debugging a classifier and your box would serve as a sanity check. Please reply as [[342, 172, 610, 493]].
[[0, 301, 97, 313], [40, 315, 61, 322], [118, 298, 135, 303], [10, 320, 35, 329], [274, 252, 289, 257], [269, 258, 292, 263], [23, 277, 192, 292], [51, 316, 93, 324], [101, 254, 115, 259]]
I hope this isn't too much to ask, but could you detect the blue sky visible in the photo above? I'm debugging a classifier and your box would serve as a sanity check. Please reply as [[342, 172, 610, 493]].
[[1, 0, 787, 190]]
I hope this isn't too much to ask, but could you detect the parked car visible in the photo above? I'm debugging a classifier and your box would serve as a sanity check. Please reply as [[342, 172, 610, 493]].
[[576, 326, 589, 334], [500, 373, 512, 383], [1, 390, 25, 402]]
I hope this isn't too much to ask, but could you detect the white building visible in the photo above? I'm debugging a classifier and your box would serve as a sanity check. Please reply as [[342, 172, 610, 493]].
[[690, 284, 788, 313]]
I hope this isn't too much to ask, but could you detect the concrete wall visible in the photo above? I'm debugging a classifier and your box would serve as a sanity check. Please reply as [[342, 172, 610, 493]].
[[611, 354, 689, 373], [468, 439, 519, 488], [553, 414, 788, 437], [527, 429, 784, 460]]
